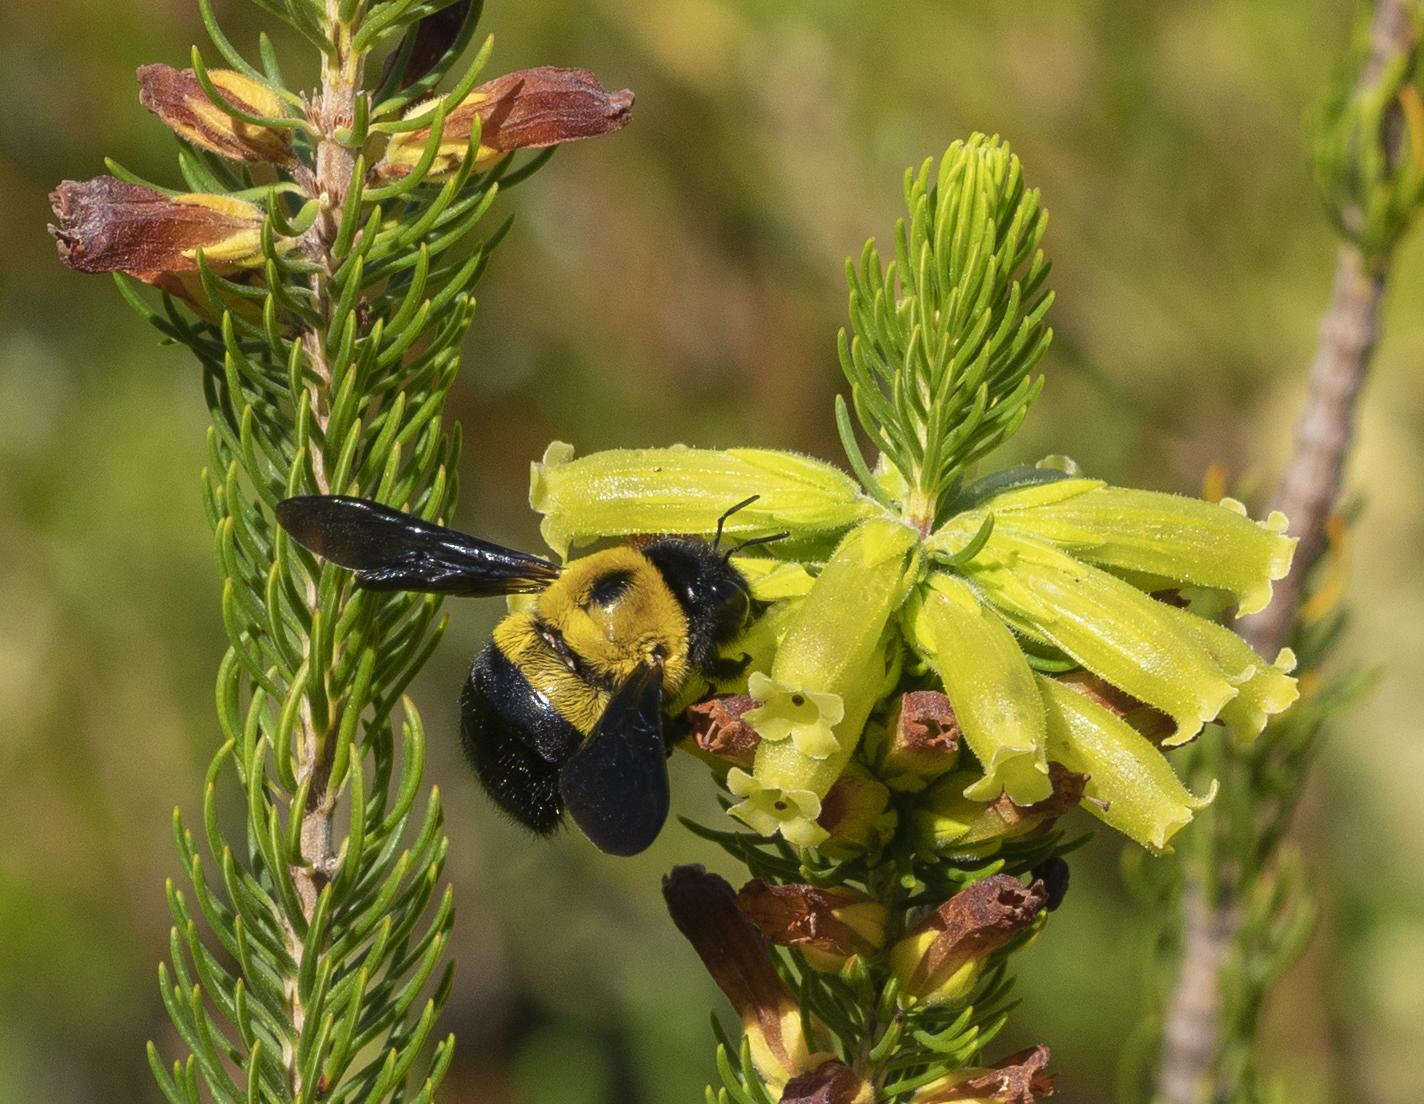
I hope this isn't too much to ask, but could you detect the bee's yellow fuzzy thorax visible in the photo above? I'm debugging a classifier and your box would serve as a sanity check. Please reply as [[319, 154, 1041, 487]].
[[493, 546, 691, 734]]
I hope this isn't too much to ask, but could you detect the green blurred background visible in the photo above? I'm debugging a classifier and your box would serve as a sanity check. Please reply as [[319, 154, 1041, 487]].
[[3, 1, 1421, 1101]]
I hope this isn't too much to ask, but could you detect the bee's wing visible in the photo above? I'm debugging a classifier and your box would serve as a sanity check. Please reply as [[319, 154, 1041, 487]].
[[558, 663, 670, 856], [276, 495, 560, 596]]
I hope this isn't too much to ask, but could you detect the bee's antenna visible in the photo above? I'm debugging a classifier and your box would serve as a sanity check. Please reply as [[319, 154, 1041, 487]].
[[725, 530, 790, 563], [713, 494, 761, 552]]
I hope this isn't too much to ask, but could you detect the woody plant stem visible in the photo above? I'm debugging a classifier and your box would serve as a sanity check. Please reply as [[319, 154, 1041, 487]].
[[1155, 3, 1415, 1101], [289, 2, 362, 1069]]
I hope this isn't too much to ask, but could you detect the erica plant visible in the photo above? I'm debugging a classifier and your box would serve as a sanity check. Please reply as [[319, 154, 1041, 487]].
[[531, 136, 1298, 1101], [49, 2, 630, 1100], [50, 2, 1371, 1102]]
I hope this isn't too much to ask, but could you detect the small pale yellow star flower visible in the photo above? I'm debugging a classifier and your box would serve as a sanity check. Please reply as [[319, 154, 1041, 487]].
[[726, 768, 829, 848], [742, 672, 844, 761]]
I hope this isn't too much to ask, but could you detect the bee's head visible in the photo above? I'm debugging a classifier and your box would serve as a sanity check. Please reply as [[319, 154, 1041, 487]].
[[641, 537, 760, 672]]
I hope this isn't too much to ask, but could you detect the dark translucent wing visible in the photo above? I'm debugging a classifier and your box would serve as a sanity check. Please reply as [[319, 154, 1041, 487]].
[[275, 495, 560, 596], [558, 664, 669, 856]]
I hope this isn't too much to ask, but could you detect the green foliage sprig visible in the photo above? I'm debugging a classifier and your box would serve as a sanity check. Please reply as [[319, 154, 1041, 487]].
[[837, 135, 1053, 531], [49, 2, 632, 1100], [1313, 3, 1424, 259]]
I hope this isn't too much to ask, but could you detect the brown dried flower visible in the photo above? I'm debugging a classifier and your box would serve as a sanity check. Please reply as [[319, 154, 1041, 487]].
[[375, 66, 634, 181], [662, 865, 825, 1093], [49, 177, 282, 322], [736, 879, 887, 972], [685, 694, 761, 769], [780, 1060, 876, 1104], [877, 690, 962, 788], [138, 65, 293, 164], [908, 1045, 1055, 1102], [889, 875, 1048, 1007]]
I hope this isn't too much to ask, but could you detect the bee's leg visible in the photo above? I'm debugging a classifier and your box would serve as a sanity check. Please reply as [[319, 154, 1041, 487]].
[[707, 651, 752, 682]]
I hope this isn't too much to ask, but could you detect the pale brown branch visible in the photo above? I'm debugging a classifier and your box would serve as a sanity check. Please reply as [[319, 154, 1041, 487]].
[[285, 4, 365, 1096], [1154, 4, 1414, 1102], [1236, 246, 1386, 659]]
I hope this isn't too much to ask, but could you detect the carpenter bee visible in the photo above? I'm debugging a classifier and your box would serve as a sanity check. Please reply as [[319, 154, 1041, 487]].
[[275, 494, 780, 856]]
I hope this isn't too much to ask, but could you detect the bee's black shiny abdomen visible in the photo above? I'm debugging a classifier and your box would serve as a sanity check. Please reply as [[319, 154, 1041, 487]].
[[460, 643, 583, 834]]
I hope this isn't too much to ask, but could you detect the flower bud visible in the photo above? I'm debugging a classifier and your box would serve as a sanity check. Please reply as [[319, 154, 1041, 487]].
[[662, 865, 826, 1094], [138, 64, 293, 164], [816, 761, 895, 857], [376, 67, 634, 181], [50, 177, 268, 282], [908, 1045, 1055, 1102], [781, 1060, 876, 1104], [736, 879, 888, 973], [873, 690, 961, 790], [683, 693, 760, 770], [911, 765, 1085, 858], [889, 875, 1047, 1008]]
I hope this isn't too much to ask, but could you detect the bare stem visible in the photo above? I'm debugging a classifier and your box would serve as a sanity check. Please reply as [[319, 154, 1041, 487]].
[[1154, 4, 1413, 1101], [1237, 247, 1386, 659]]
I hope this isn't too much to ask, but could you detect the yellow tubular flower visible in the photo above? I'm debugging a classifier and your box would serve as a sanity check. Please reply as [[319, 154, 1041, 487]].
[[530, 441, 881, 558], [956, 529, 1239, 745], [908, 573, 1051, 803], [747, 519, 917, 808], [1039, 675, 1215, 852]]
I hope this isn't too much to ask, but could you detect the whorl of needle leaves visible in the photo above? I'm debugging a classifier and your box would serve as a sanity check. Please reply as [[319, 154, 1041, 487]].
[[837, 134, 1053, 529]]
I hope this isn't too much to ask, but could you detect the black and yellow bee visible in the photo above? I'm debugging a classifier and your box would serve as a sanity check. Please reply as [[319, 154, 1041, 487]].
[[275, 495, 778, 856]]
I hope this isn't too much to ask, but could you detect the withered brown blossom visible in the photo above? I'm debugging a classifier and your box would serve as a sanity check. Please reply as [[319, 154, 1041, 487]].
[[375, 66, 634, 181], [380, 1, 474, 90], [780, 1060, 875, 1104], [908, 1045, 1055, 1103], [49, 177, 268, 282], [736, 879, 887, 972], [879, 689, 962, 784], [662, 865, 825, 1093], [138, 64, 294, 164], [685, 693, 761, 768], [890, 874, 1048, 1007]]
